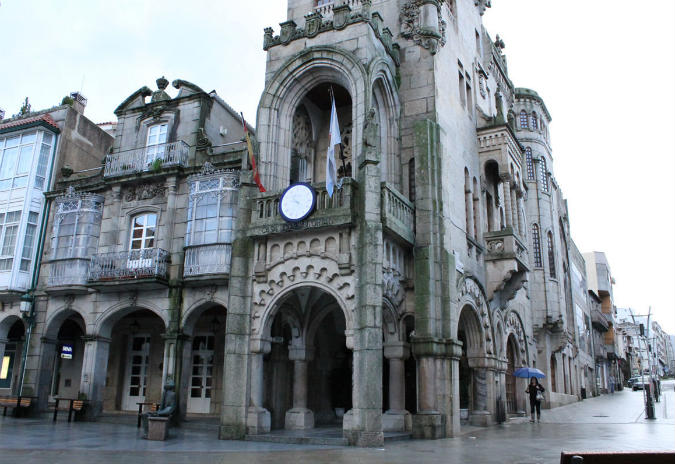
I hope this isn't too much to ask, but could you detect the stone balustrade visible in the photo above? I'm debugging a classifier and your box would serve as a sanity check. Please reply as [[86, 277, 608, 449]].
[[381, 183, 415, 245], [248, 179, 356, 237], [104, 141, 189, 178]]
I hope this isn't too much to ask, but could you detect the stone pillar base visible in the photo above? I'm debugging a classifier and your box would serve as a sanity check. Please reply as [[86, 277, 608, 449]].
[[284, 408, 314, 430], [412, 412, 445, 439], [469, 410, 492, 427], [218, 424, 246, 440], [382, 409, 412, 432], [246, 406, 270, 435], [343, 430, 384, 447]]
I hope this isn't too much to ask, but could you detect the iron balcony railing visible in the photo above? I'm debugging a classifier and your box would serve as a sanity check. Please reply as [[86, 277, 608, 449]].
[[48, 258, 91, 287], [88, 248, 170, 281], [183, 243, 232, 277], [104, 140, 189, 178]]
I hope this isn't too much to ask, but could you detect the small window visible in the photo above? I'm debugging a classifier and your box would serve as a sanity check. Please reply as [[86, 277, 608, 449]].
[[547, 232, 556, 278], [20, 211, 39, 271], [35, 132, 54, 190], [540, 157, 549, 192], [130, 213, 157, 250], [519, 110, 529, 129], [531, 112, 538, 130], [465, 74, 473, 115], [532, 224, 542, 267], [525, 147, 534, 180], [458, 72, 466, 108], [408, 158, 416, 203], [0, 211, 21, 270]]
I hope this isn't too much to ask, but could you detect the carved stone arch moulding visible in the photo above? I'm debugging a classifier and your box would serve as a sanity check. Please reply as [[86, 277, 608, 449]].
[[251, 255, 356, 340], [505, 310, 528, 364], [400, 0, 447, 55], [457, 276, 493, 355]]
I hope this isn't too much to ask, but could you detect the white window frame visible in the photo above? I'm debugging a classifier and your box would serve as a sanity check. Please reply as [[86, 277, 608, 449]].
[[0, 211, 21, 271], [19, 211, 39, 272], [145, 123, 168, 165], [129, 213, 157, 251]]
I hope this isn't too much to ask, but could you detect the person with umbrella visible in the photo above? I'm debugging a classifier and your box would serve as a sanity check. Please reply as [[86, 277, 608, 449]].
[[514, 367, 546, 423]]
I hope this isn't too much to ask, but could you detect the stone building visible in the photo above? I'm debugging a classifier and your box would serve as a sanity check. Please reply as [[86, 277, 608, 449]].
[[3, 0, 608, 448], [0, 93, 112, 397], [20, 78, 250, 418]]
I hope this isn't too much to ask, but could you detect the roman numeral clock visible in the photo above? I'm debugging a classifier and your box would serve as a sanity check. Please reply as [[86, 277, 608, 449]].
[[278, 183, 316, 222]]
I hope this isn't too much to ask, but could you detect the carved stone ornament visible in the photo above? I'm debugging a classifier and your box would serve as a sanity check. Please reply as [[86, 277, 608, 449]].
[[458, 277, 493, 354], [125, 183, 167, 202], [474, 0, 492, 16], [400, 0, 447, 55], [382, 268, 405, 309], [304, 12, 322, 38]]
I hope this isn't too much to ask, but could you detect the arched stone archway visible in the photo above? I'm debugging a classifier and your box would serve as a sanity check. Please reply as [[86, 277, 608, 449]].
[[180, 302, 227, 417], [256, 285, 352, 433], [256, 46, 368, 191], [0, 316, 26, 394], [457, 304, 489, 426]]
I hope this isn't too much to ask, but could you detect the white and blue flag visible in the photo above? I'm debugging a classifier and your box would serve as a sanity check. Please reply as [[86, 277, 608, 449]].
[[326, 95, 341, 198]]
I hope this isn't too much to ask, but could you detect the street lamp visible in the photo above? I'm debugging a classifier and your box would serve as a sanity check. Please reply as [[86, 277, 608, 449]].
[[19, 293, 34, 316]]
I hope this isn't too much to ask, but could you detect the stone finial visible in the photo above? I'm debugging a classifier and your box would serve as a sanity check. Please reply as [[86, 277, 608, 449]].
[[494, 35, 505, 51], [263, 27, 274, 50], [156, 76, 169, 90]]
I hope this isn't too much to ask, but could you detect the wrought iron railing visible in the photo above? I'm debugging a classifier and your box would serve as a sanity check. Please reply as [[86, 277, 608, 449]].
[[183, 243, 232, 277], [104, 141, 189, 178], [47, 258, 90, 287], [88, 248, 170, 281]]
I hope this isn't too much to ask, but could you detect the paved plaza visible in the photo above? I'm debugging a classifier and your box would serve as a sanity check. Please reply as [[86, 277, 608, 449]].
[[0, 381, 673, 464]]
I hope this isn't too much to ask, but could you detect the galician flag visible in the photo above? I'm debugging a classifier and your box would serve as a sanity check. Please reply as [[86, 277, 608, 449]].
[[326, 94, 341, 198], [240, 112, 266, 193]]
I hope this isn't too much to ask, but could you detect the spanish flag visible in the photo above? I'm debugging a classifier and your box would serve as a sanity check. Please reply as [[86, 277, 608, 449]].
[[240, 113, 266, 193]]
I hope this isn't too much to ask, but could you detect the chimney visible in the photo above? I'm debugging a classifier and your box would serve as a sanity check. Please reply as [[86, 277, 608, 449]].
[[69, 91, 87, 114]]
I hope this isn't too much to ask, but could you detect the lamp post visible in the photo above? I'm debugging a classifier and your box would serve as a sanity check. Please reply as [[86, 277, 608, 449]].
[[17, 292, 34, 397]]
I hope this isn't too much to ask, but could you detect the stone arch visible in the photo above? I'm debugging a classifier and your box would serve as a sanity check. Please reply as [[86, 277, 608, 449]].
[[181, 300, 227, 337], [43, 306, 89, 339], [0, 314, 25, 339], [458, 304, 485, 358], [381, 298, 401, 344], [257, 46, 368, 191], [257, 279, 353, 349], [505, 310, 529, 365], [456, 276, 492, 355], [94, 300, 169, 338], [369, 62, 401, 189]]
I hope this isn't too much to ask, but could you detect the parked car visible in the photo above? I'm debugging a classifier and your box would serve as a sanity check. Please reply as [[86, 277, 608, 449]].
[[626, 376, 641, 388], [632, 378, 649, 391]]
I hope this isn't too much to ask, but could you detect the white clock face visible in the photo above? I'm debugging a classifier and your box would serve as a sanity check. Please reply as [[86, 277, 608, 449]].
[[279, 184, 316, 222]]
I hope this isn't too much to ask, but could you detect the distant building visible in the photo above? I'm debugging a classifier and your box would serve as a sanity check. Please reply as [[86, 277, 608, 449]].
[[0, 93, 112, 395]]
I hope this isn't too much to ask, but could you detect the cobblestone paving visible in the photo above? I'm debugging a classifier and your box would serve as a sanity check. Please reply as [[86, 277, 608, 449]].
[[0, 381, 672, 464]]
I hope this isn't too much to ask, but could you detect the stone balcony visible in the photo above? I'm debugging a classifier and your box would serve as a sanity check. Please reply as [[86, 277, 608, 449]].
[[591, 308, 611, 332], [104, 141, 189, 178], [483, 227, 529, 301], [381, 183, 415, 245], [183, 243, 232, 284], [46, 258, 91, 294], [248, 179, 357, 237], [88, 248, 170, 291]]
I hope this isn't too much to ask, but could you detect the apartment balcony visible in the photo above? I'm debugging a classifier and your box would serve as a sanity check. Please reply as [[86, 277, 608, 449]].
[[591, 308, 610, 332], [381, 183, 415, 246], [483, 227, 529, 301], [46, 258, 91, 294], [248, 178, 357, 237], [183, 243, 232, 284], [104, 141, 189, 178], [88, 248, 170, 291]]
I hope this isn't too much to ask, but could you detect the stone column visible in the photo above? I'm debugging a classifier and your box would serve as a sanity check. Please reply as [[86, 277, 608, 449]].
[[501, 177, 513, 229], [382, 342, 411, 432], [510, 188, 518, 235], [468, 358, 491, 426], [220, 171, 256, 440], [464, 185, 474, 238], [285, 347, 314, 429], [78, 336, 111, 419], [446, 340, 462, 437], [246, 339, 271, 434]]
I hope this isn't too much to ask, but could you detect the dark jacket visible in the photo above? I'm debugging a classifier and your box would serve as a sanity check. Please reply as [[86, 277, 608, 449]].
[[526, 383, 545, 403]]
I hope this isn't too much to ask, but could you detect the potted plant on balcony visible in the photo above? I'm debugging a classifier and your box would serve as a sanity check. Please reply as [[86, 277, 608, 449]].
[[150, 158, 163, 172]]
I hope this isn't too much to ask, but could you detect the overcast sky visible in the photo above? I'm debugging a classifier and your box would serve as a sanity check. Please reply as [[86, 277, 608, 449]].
[[1, 1, 673, 332]]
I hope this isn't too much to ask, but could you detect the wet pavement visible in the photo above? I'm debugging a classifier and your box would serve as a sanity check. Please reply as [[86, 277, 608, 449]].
[[0, 381, 673, 464]]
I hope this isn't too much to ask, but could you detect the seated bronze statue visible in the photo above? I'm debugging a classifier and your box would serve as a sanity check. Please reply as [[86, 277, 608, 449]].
[[142, 380, 177, 438]]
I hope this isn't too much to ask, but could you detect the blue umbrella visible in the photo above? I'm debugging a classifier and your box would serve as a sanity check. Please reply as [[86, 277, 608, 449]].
[[513, 367, 546, 379]]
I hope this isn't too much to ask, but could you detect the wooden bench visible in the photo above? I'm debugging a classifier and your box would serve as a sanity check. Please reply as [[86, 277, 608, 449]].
[[136, 402, 158, 428], [0, 396, 34, 417], [561, 451, 675, 464], [52, 398, 87, 423]]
